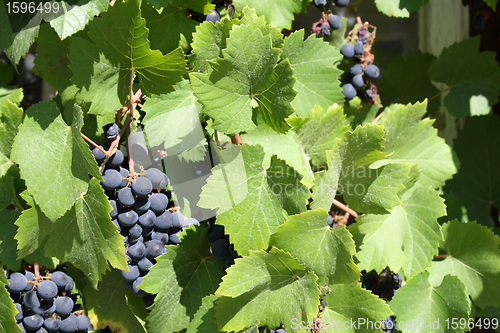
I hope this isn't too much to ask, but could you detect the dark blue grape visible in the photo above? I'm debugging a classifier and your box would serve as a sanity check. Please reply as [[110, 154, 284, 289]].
[[364, 89, 374, 100], [155, 211, 174, 231], [182, 217, 200, 228], [138, 257, 154, 272], [224, 255, 236, 270], [77, 315, 91, 331], [121, 265, 140, 282], [100, 169, 122, 190], [32, 299, 55, 315], [17, 322, 25, 332], [342, 83, 357, 100], [314, 0, 327, 4], [229, 243, 238, 257], [352, 74, 364, 88], [207, 224, 225, 243], [145, 168, 165, 189], [129, 224, 143, 239], [146, 240, 166, 259], [128, 241, 146, 261], [212, 238, 231, 261], [118, 208, 139, 227], [132, 277, 147, 297], [59, 314, 78, 333], [23, 290, 41, 309], [169, 232, 181, 245], [24, 271, 35, 291], [134, 196, 150, 213], [364, 64, 380, 79], [138, 210, 156, 229], [6, 272, 27, 293], [23, 314, 44, 331], [14, 303, 23, 322], [119, 167, 129, 188], [43, 318, 60, 331], [103, 123, 119, 141], [151, 231, 169, 245], [326, 214, 334, 226], [335, 0, 349, 6], [205, 9, 220, 23], [328, 14, 341, 29], [350, 64, 362, 75], [90, 143, 107, 162], [54, 296, 74, 316], [149, 193, 169, 214], [340, 43, 354, 58], [118, 187, 135, 207], [171, 211, 184, 228], [383, 316, 396, 333], [37, 280, 58, 300], [64, 277, 74, 293], [132, 177, 153, 197], [354, 41, 364, 54], [109, 200, 118, 219], [107, 149, 124, 168]]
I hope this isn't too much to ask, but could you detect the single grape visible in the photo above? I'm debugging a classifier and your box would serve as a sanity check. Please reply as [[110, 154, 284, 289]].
[[59, 314, 78, 333], [159, 173, 169, 189], [37, 280, 58, 300], [326, 214, 334, 226], [364, 64, 380, 79], [340, 43, 354, 58], [149, 193, 169, 214], [205, 9, 221, 23], [129, 223, 143, 240], [103, 123, 119, 141], [32, 299, 55, 315], [155, 211, 174, 232], [151, 231, 169, 245], [207, 224, 226, 243], [134, 196, 150, 213], [118, 207, 139, 227], [100, 169, 122, 190], [138, 257, 155, 272], [24, 271, 35, 291], [383, 316, 396, 333], [352, 74, 364, 89], [54, 296, 74, 316], [6, 272, 28, 293], [132, 277, 147, 297], [77, 315, 91, 331], [23, 290, 41, 309], [328, 14, 341, 30], [354, 41, 364, 54], [182, 217, 200, 228], [119, 167, 129, 188], [224, 255, 236, 270], [43, 317, 60, 331], [90, 143, 107, 162], [121, 265, 140, 282], [132, 176, 153, 197], [364, 89, 374, 100], [342, 83, 357, 100], [138, 210, 156, 229], [314, 0, 327, 4], [169, 232, 181, 245], [145, 168, 165, 189], [350, 64, 362, 76], [107, 149, 124, 168], [14, 303, 23, 322], [17, 322, 25, 333], [276, 329, 287, 333], [146, 240, 166, 259], [128, 241, 146, 261], [335, 0, 349, 6], [23, 314, 44, 331], [64, 277, 74, 293], [109, 200, 118, 219], [212, 238, 231, 261], [118, 187, 135, 207], [171, 211, 184, 228]]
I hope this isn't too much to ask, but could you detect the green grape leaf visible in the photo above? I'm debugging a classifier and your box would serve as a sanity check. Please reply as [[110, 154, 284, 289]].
[[190, 23, 296, 134], [446, 114, 500, 227], [0, 87, 23, 106], [0, 269, 21, 333], [198, 144, 309, 256], [281, 30, 344, 117], [141, 225, 224, 333], [189, 18, 233, 73], [142, 80, 204, 156], [0, 5, 40, 66], [430, 36, 500, 117], [146, 0, 213, 11], [215, 248, 320, 333], [142, 0, 198, 55], [241, 117, 314, 187], [10, 101, 100, 221], [374, 0, 429, 18], [320, 284, 392, 333], [186, 295, 221, 333], [49, 0, 109, 39], [69, 0, 186, 115], [0, 62, 14, 87], [0, 99, 23, 158], [15, 180, 129, 288], [350, 186, 445, 278], [33, 24, 72, 92], [344, 97, 381, 130], [311, 145, 342, 211], [287, 105, 348, 167], [380, 51, 440, 112], [428, 220, 500, 308], [83, 269, 146, 333], [233, 0, 303, 30], [239, 7, 284, 49], [485, 0, 498, 10], [269, 209, 360, 286], [391, 272, 470, 333], [373, 101, 458, 188]]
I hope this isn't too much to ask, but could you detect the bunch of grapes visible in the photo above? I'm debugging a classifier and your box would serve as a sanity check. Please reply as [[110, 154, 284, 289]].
[[312, 0, 348, 36], [206, 224, 240, 270], [91, 123, 200, 306], [340, 25, 380, 102], [5, 268, 92, 332], [462, 0, 493, 30], [361, 269, 402, 300]]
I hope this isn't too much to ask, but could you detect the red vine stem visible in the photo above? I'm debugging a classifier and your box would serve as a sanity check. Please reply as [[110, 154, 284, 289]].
[[126, 119, 136, 179], [433, 254, 450, 259], [230, 134, 243, 145], [34, 262, 40, 279], [332, 199, 359, 218]]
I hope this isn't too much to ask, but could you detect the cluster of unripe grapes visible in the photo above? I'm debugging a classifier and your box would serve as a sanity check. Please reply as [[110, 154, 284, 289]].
[[91, 123, 200, 306], [340, 26, 380, 102], [5, 269, 92, 332], [461, 0, 493, 30]]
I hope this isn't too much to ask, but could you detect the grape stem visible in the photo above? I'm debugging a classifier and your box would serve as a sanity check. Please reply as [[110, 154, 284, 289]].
[[34, 262, 40, 279], [428, 86, 451, 102], [81, 133, 110, 157], [230, 134, 243, 145], [126, 118, 136, 180], [433, 254, 450, 259], [372, 110, 385, 124], [332, 199, 359, 218]]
